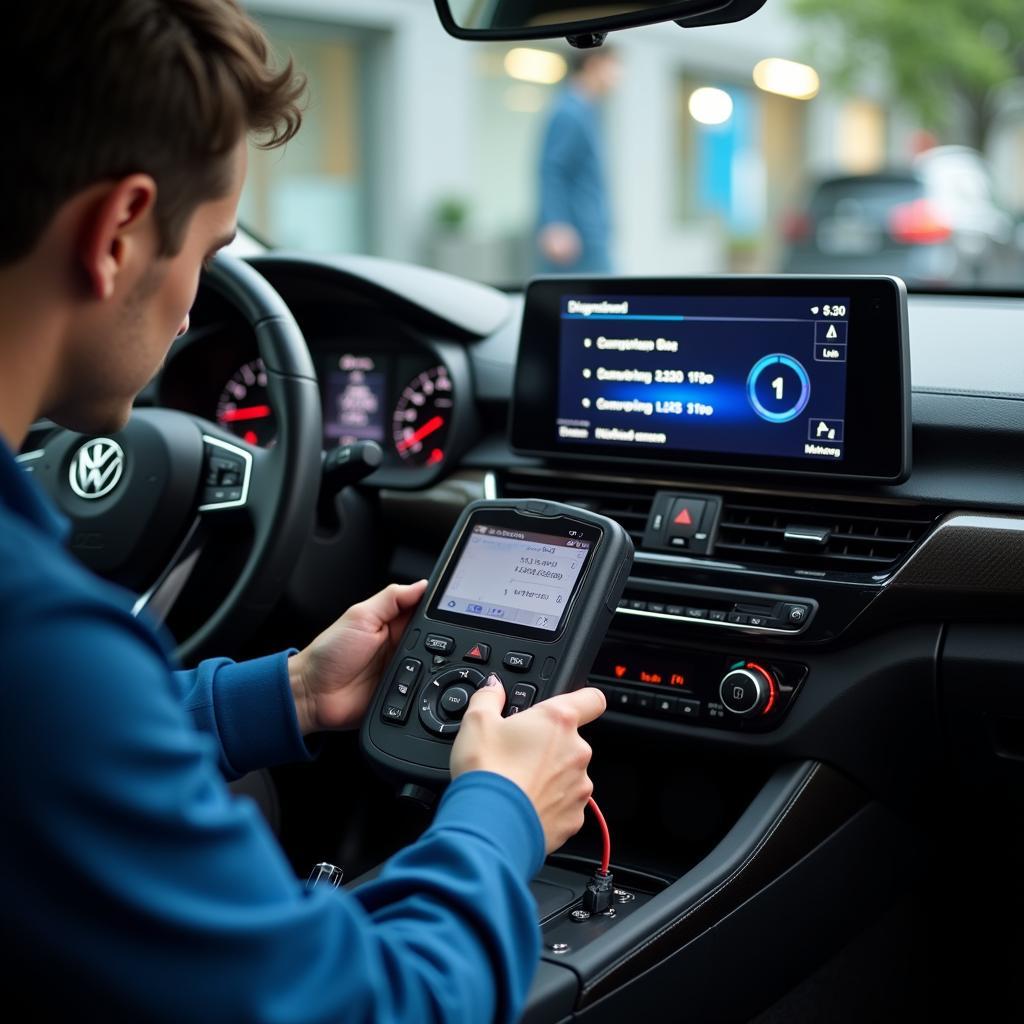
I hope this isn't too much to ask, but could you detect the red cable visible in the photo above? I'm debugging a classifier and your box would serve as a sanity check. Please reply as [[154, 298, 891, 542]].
[[587, 796, 611, 875]]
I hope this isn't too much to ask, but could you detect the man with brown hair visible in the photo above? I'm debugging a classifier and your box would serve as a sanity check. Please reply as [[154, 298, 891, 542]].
[[0, 3, 605, 1019]]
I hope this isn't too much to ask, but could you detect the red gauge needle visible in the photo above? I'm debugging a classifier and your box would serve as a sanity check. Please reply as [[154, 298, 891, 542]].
[[397, 415, 445, 452], [220, 404, 272, 423]]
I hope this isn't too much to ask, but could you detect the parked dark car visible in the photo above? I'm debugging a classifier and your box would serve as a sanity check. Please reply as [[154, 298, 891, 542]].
[[783, 146, 1024, 288]]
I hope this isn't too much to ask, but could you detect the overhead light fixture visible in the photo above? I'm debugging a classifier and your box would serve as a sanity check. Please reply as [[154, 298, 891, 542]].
[[688, 87, 734, 126], [753, 58, 820, 100], [504, 48, 567, 86]]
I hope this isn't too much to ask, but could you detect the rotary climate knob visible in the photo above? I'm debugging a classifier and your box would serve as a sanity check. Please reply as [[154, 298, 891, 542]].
[[718, 662, 778, 718]]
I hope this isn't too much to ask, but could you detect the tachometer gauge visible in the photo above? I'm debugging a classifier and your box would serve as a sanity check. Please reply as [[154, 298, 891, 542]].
[[392, 365, 453, 466], [215, 358, 276, 447]]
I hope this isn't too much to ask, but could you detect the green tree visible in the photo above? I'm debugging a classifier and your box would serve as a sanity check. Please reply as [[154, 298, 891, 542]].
[[792, 0, 1024, 150]]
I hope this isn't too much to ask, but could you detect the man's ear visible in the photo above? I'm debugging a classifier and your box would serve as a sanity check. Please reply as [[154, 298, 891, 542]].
[[78, 175, 158, 301]]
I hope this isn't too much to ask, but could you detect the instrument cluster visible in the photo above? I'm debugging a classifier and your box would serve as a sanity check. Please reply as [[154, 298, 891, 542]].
[[159, 340, 458, 472]]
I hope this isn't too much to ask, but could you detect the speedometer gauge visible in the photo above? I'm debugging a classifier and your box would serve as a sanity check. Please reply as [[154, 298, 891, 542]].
[[392, 365, 453, 466], [216, 358, 276, 447]]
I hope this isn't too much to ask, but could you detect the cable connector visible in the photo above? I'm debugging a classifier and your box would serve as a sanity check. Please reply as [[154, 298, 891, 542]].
[[582, 868, 615, 914]]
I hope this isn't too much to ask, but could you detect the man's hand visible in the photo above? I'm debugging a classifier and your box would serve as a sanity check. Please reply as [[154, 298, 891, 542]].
[[451, 675, 606, 854], [288, 580, 428, 735], [538, 222, 581, 266]]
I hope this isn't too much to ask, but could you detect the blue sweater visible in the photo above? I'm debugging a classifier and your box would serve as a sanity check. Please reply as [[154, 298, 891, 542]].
[[536, 86, 613, 274], [0, 438, 544, 1021]]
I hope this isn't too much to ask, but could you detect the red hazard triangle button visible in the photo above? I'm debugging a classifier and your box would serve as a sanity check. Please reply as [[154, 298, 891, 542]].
[[667, 497, 706, 540], [464, 642, 490, 663]]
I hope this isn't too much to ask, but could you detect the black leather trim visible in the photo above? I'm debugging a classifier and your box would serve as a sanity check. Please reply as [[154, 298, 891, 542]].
[[571, 760, 866, 1006]]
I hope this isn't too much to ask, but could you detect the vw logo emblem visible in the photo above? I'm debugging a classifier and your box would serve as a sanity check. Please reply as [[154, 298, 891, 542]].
[[69, 438, 125, 500]]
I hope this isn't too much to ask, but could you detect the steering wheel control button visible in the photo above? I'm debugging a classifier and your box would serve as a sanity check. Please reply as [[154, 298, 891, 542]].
[[502, 651, 534, 672], [440, 686, 471, 718], [505, 683, 537, 716], [199, 436, 252, 512], [463, 643, 490, 663], [424, 634, 455, 655]]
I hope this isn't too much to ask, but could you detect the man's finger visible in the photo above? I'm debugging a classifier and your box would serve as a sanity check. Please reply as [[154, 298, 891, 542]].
[[545, 686, 607, 727], [465, 673, 506, 717]]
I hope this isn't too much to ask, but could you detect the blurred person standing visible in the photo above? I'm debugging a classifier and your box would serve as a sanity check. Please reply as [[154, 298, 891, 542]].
[[536, 47, 621, 273]]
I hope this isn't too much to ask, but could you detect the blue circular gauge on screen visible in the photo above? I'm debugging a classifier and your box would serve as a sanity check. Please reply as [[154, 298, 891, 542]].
[[746, 354, 811, 424]]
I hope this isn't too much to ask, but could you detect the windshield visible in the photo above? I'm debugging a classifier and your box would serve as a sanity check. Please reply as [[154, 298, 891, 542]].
[[239, 2, 1024, 293]]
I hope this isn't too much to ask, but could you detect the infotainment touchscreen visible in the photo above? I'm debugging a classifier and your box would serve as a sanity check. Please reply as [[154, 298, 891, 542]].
[[511, 277, 910, 482]]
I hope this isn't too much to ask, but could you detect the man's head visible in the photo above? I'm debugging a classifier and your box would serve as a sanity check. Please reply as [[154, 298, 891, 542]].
[[1, 1, 304, 435], [568, 47, 621, 98]]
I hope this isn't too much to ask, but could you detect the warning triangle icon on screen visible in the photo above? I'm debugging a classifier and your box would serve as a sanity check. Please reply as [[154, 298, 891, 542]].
[[826, 324, 838, 339], [674, 507, 693, 526]]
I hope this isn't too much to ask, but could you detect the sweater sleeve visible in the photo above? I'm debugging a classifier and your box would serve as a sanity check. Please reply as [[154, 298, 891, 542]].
[[2, 600, 545, 1023], [172, 651, 314, 779]]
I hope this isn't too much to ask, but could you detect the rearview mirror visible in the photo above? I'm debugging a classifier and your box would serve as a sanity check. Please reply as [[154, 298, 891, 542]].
[[434, 1, 768, 46]]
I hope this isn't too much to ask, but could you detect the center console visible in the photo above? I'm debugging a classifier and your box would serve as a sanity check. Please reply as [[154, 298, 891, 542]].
[[497, 276, 927, 1018], [349, 276, 932, 1021]]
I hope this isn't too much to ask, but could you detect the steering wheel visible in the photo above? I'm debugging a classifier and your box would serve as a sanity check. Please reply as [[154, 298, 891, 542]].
[[23, 254, 323, 664]]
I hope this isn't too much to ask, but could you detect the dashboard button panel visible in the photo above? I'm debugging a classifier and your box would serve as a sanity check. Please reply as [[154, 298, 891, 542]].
[[591, 641, 805, 732], [615, 591, 817, 635]]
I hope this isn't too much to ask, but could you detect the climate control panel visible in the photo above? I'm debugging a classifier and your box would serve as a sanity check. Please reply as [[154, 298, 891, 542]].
[[589, 641, 806, 731]]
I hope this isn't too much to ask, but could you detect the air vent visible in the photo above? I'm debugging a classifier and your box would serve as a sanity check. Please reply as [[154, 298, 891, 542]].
[[717, 497, 938, 575], [500, 471, 655, 547], [501, 470, 940, 579]]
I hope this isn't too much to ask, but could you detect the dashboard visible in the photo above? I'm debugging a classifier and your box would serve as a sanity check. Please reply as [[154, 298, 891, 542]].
[[136, 251, 1024, 1018], [149, 252, 1024, 783]]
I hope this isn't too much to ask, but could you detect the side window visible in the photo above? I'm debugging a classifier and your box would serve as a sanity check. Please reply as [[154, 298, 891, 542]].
[[239, 19, 371, 254]]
